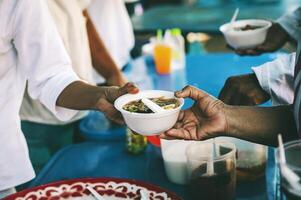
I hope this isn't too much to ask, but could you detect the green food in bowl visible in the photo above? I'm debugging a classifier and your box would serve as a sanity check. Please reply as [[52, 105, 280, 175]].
[[122, 97, 180, 113]]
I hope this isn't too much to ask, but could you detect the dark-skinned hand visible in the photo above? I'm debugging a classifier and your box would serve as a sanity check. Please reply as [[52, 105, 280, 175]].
[[219, 73, 270, 106], [160, 85, 227, 140], [234, 23, 290, 56], [96, 82, 139, 124]]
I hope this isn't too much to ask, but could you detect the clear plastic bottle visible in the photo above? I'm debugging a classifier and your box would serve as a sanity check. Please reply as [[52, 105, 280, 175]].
[[163, 28, 185, 71], [170, 28, 185, 70]]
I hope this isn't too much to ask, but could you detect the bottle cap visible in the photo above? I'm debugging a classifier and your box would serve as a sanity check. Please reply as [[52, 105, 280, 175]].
[[157, 29, 163, 41], [171, 28, 182, 36]]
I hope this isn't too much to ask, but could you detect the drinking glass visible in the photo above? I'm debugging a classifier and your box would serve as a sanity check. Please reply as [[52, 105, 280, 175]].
[[153, 44, 172, 74], [276, 140, 301, 200]]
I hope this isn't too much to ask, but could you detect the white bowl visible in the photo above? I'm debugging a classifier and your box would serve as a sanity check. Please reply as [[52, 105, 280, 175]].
[[114, 90, 184, 136], [219, 19, 272, 49]]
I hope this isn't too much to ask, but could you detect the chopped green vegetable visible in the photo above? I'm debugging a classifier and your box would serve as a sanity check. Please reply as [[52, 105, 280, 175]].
[[123, 97, 180, 113]]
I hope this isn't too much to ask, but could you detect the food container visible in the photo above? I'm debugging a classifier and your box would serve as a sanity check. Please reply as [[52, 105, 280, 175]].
[[186, 141, 236, 200], [161, 139, 196, 185], [218, 137, 267, 181], [114, 90, 184, 136], [219, 19, 272, 49]]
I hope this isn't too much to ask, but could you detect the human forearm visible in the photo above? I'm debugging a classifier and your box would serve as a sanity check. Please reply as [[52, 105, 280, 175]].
[[56, 81, 139, 123], [225, 105, 298, 146], [161, 86, 299, 144], [83, 10, 123, 81], [56, 81, 105, 110]]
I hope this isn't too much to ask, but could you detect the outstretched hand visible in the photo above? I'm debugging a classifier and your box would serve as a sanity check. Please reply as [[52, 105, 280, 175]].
[[96, 82, 139, 124], [234, 23, 289, 56], [160, 85, 227, 140], [219, 73, 270, 105]]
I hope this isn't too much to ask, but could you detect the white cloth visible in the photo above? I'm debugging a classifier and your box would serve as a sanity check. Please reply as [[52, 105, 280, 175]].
[[88, 0, 135, 84], [0, 0, 80, 190], [20, 0, 94, 125], [252, 53, 295, 106]]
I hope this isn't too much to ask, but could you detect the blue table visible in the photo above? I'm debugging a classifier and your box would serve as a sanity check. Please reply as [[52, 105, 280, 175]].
[[29, 53, 280, 199]]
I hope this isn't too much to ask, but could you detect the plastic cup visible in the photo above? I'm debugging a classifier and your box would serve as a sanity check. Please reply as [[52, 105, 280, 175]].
[[186, 141, 236, 200], [161, 140, 196, 185], [276, 140, 301, 200], [153, 44, 172, 74]]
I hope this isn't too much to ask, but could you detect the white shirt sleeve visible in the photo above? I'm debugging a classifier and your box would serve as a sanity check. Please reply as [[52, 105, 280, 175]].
[[277, 7, 301, 41], [252, 53, 295, 106], [13, 0, 81, 121]]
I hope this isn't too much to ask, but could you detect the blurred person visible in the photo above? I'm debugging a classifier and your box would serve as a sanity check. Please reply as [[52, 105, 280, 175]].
[[88, 0, 135, 85], [0, 0, 138, 198], [20, 0, 128, 174], [219, 7, 301, 106]]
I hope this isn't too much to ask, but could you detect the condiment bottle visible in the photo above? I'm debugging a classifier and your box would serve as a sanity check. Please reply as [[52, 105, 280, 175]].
[[170, 28, 185, 70]]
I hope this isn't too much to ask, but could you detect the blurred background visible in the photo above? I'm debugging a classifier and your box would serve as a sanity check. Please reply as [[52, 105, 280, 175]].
[[125, 0, 299, 57]]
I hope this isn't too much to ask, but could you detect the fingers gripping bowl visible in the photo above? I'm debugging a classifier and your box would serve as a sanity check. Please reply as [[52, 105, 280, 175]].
[[114, 90, 184, 136], [220, 19, 272, 49]]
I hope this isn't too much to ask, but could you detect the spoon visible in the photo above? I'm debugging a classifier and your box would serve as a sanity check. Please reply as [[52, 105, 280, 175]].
[[278, 134, 301, 190], [207, 140, 216, 175], [86, 185, 105, 200], [230, 8, 239, 29], [141, 98, 166, 113]]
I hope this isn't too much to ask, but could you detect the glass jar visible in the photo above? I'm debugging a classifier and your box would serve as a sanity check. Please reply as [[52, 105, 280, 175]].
[[125, 128, 148, 154]]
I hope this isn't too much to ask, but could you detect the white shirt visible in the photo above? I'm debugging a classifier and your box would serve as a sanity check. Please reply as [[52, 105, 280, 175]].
[[88, 0, 135, 84], [253, 7, 301, 106], [0, 0, 80, 190], [277, 7, 301, 42], [20, 0, 94, 124], [253, 53, 295, 105]]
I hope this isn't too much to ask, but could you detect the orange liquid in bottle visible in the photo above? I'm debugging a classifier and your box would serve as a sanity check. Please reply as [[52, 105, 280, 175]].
[[154, 44, 172, 74]]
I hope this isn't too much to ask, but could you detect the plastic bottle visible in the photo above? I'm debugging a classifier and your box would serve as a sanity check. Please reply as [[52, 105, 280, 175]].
[[163, 29, 172, 42], [163, 28, 185, 71], [171, 28, 186, 70]]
